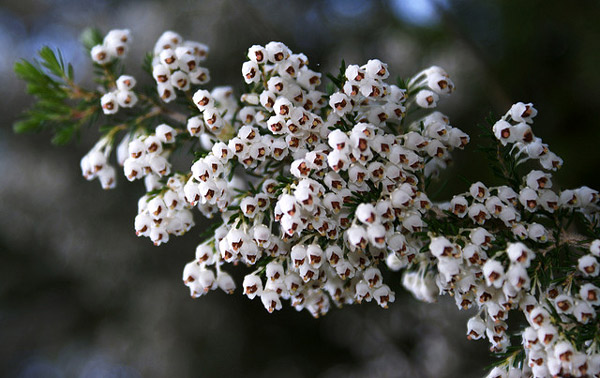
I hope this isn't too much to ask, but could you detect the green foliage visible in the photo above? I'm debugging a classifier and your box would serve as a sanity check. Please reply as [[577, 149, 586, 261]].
[[396, 76, 408, 90], [80, 28, 104, 52], [14, 47, 99, 145], [326, 59, 346, 90], [142, 52, 154, 76], [38, 46, 74, 80], [476, 113, 521, 191]]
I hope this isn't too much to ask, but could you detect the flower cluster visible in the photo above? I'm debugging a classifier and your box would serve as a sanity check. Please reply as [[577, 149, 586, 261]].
[[80, 136, 117, 190], [151, 31, 210, 102], [17, 29, 600, 377], [423, 108, 600, 377], [122, 123, 177, 183], [90, 29, 131, 64], [493, 102, 562, 171], [134, 174, 195, 246], [180, 40, 472, 318], [100, 75, 138, 115]]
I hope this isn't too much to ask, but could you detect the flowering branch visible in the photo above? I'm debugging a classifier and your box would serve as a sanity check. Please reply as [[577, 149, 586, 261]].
[[14, 28, 600, 377]]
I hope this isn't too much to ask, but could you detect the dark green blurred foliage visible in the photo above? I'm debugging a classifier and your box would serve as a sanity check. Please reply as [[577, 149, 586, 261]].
[[1, 0, 600, 377]]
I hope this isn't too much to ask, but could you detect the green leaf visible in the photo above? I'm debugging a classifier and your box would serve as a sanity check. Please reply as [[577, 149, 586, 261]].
[[326, 82, 337, 96], [326, 59, 347, 90], [51, 124, 77, 145], [14, 46, 94, 146], [396, 76, 408, 90], [38, 46, 66, 78], [67, 63, 74, 81], [13, 118, 42, 133], [80, 28, 104, 51], [142, 52, 154, 75]]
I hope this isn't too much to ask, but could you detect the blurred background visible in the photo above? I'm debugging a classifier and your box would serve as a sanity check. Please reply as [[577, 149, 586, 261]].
[[2, 0, 600, 377]]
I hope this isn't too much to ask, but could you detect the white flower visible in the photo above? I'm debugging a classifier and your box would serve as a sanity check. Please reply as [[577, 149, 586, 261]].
[[177, 51, 198, 72], [553, 294, 574, 314], [590, 240, 600, 257], [265, 261, 284, 282], [507, 264, 530, 289], [134, 213, 152, 237], [243, 274, 263, 299], [159, 48, 178, 69], [512, 224, 528, 240], [367, 224, 386, 248], [492, 120, 513, 145], [182, 261, 201, 284], [240, 196, 258, 218], [247, 45, 266, 63], [193, 89, 214, 110], [98, 166, 116, 189], [329, 92, 351, 116], [450, 195, 468, 217], [468, 203, 490, 225], [124, 158, 143, 181], [327, 149, 348, 172], [364, 59, 388, 79], [242, 61, 260, 84], [325, 245, 343, 266], [522, 327, 538, 349], [115, 90, 137, 108], [157, 82, 176, 102], [345, 64, 364, 82], [469, 181, 489, 201], [527, 223, 548, 243], [540, 151, 563, 171], [470, 227, 493, 247], [261, 290, 282, 313], [486, 367, 507, 378], [306, 244, 324, 268], [529, 306, 550, 329], [344, 225, 366, 250], [466, 316, 486, 340], [152, 64, 170, 84], [171, 70, 190, 91], [189, 67, 210, 84], [415, 90, 439, 108], [217, 272, 236, 294], [156, 124, 176, 144], [519, 187, 538, 211], [104, 29, 130, 57], [91, 45, 110, 64], [100, 92, 118, 114], [429, 236, 455, 258], [525, 170, 551, 190], [577, 186, 599, 207], [506, 243, 533, 267], [578, 255, 599, 277], [497, 186, 518, 205], [483, 259, 505, 288], [355, 203, 376, 225], [116, 75, 136, 91], [154, 31, 182, 53], [373, 284, 394, 308], [265, 41, 289, 63], [427, 72, 454, 95], [580, 283, 600, 305], [553, 341, 574, 362], [355, 280, 372, 303], [150, 226, 169, 246], [573, 301, 594, 323], [509, 102, 537, 124], [537, 324, 558, 346], [538, 189, 559, 212], [290, 245, 306, 268]]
